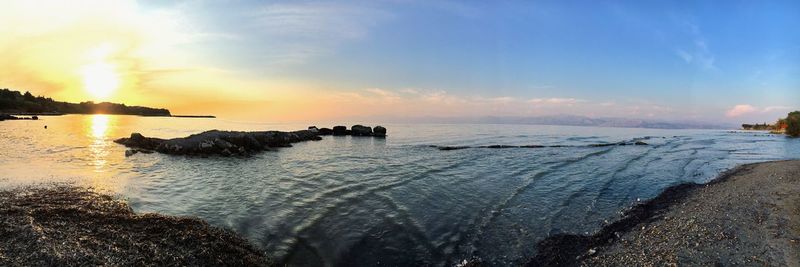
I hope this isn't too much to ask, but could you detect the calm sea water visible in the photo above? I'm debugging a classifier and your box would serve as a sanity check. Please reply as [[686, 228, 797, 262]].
[[1, 115, 799, 266]]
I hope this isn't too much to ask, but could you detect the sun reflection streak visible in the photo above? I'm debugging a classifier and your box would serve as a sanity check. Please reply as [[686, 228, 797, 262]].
[[89, 115, 111, 172]]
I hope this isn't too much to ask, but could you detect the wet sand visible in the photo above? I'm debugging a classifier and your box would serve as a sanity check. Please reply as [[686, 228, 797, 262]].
[[0, 186, 269, 266], [529, 160, 800, 266]]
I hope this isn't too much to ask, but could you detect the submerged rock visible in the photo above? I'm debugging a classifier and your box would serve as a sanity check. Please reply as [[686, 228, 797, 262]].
[[115, 129, 321, 157]]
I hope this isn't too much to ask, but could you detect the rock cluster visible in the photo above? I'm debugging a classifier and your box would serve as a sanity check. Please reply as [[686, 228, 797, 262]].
[[116, 125, 388, 157], [314, 125, 387, 137], [0, 114, 38, 121], [115, 130, 321, 157]]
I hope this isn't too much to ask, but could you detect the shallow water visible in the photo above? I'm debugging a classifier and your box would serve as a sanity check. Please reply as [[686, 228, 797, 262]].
[[1, 115, 799, 266]]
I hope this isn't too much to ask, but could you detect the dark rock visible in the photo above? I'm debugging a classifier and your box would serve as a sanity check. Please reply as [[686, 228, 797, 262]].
[[520, 145, 545, 148], [333, 126, 347, 136], [484, 145, 519, 149], [115, 129, 322, 157], [318, 128, 333, 135], [308, 126, 319, 134], [438, 146, 470, 151], [590, 143, 618, 147], [0, 114, 21, 121], [373, 126, 387, 137], [31, 115, 38, 120], [634, 141, 648, 145], [351, 125, 373, 136]]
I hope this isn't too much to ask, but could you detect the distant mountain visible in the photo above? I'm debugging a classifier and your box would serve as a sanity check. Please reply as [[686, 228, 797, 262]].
[[0, 88, 170, 116], [382, 114, 729, 130]]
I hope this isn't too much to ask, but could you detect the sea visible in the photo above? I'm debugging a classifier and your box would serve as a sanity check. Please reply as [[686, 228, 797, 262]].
[[1, 114, 799, 266]]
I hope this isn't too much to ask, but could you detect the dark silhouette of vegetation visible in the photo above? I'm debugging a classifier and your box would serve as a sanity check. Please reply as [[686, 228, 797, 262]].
[[0, 88, 170, 116], [741, 123, 772, 130], [786, 111, 800, 137]]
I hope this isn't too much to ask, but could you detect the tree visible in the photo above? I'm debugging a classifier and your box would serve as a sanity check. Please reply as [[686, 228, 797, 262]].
[[787, 111, 800, 137], [23, 91, 35, 101]]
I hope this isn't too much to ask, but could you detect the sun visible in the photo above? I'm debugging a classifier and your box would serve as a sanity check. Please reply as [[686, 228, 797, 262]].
[[80, 61, 119, 101]]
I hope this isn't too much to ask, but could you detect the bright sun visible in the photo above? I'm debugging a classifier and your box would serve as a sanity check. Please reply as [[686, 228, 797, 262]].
[[80, 61, 119, 101]]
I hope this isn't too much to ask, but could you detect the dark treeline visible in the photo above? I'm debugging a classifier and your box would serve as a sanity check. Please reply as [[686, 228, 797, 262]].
[[0, 88, 170, 116], [742, 110, 800, 137]]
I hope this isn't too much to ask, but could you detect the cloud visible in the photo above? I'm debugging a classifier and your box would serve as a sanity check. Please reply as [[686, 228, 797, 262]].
[[726, 104, 757, 117], [675, 49, 693, 63], [675, 21, 716, 71], [763, 106, 793, 112], [725, 104, 793, 117], [247, 2, 390, 65], [527, 98, 583, 105]]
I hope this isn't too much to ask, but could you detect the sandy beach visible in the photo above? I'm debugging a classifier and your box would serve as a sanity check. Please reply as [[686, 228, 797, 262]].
[[530, 160, 800, 266], [0, 186, 269, 266]]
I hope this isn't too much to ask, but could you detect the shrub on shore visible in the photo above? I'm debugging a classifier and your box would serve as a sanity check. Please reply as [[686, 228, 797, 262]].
[[787, 111, 800, 137]]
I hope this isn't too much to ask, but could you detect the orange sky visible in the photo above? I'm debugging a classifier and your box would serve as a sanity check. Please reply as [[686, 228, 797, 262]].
[[2, 1, 796, 123]]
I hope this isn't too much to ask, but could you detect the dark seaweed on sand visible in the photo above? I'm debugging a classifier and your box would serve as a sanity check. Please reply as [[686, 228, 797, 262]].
[[0, 186, 270, 266]]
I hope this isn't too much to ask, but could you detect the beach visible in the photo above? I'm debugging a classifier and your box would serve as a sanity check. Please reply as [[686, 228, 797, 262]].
[[0, 186, 269, 266], [531, 160, 800, 266]]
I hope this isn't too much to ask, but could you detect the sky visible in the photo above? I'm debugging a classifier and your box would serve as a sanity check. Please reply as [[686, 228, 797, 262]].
[[0, 0, 798, 123]]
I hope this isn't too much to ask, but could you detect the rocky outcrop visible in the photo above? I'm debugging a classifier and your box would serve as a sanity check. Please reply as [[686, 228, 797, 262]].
[[0, 114, 38, 121], [115, 130, 321, 157], [318, 128, 333, 135], [373, 126, 387, 137], [332, 126, 347, 136], [351, 125, 373, 136], [116, 125, 389, 156]]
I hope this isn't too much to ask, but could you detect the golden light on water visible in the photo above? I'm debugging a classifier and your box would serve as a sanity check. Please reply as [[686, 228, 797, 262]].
[[90, 114, 110, 138], [89, 115, 111, 172]]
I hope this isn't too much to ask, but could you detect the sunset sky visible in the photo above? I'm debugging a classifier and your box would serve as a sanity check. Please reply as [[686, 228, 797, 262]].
[[1, 0, 798, 123]]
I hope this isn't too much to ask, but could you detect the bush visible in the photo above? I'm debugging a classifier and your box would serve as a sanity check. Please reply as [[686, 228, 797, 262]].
[[787, 111, 800, 137]]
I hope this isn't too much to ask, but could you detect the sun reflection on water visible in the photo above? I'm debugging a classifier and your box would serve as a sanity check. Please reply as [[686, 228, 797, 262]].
[[89, 115, 111, 172]]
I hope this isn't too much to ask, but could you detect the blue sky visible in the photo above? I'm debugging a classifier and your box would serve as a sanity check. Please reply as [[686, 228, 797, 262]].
[[4, 0, 799, 122]]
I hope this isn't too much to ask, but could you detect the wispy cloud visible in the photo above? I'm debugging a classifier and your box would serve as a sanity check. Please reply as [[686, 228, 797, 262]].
[[248, 2, 390, 65], [725, 104, 793, 117], [527, 98, 583, 105], [674, 21, 716, 71], [725, 104, 757, 117]]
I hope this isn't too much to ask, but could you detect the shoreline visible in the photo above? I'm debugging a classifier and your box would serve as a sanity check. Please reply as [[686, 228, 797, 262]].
[[0, 186, 270, 266], [527, 160, 800, 266]]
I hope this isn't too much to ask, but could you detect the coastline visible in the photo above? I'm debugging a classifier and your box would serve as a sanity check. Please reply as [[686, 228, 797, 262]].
[[0, 186, 270, 266], [528, 160, 800, 266]]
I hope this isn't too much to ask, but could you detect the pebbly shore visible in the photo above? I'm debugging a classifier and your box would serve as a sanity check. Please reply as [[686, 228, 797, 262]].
[[528, 160, 800, 266], [0, 186, 270, 266]]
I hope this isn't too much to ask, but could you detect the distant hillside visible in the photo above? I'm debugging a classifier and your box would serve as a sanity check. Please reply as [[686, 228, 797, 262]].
[[380, 114, 728, 129], [0, 88, 170, 116]]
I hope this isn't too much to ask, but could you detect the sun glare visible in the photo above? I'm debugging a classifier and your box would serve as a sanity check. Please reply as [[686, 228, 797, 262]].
[[80, 61, 119, 101]]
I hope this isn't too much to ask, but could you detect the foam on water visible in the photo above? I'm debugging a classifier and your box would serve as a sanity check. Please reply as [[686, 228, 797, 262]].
[[1, 115, 799, 266]]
